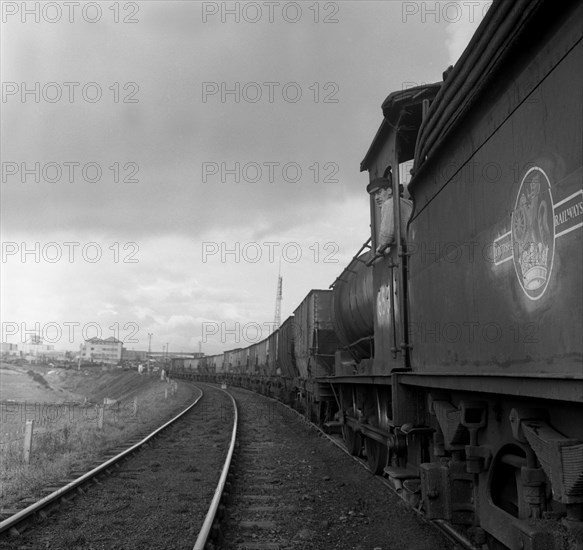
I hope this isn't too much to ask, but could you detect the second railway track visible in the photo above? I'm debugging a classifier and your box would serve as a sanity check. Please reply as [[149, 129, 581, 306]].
[[0, 383, 235, 550]]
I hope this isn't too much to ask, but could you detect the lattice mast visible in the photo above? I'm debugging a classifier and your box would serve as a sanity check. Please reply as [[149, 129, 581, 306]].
[[272, 260, 283, 333]]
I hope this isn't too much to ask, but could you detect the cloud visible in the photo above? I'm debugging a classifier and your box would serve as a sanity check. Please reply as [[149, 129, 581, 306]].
[[1, 1, 467, 355], [445, 1, 491, 65]]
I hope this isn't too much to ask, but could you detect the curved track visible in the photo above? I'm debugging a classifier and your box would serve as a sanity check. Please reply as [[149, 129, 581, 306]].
[[0, 384, 204, 539], [191, 380, 474, 550], [193, 384, 238, 550], [196, 383, 452, 550]]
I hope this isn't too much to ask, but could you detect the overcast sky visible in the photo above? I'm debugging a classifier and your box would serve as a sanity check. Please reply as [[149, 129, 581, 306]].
[[1, 1, 490, 355]]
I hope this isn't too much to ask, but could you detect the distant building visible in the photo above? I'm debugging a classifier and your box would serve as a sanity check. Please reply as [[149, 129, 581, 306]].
[[80, 337, 123, 365], [21, 336, 55, 363], [1, 342, 19, 357], [42, 349, 68, 363]]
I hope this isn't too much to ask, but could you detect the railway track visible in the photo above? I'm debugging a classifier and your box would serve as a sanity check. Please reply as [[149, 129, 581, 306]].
[[200, 384, 452, 550], [0, 383, 237, 550], [0, 383, 203, 539], [2, 381, 459, 550]]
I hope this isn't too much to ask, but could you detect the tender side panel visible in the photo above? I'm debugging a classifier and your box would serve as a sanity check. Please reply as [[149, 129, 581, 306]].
[[408, 11, 583, 375]]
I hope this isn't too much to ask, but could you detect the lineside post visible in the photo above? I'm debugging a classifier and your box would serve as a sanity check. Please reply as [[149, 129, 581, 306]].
[[23, 420, 34, 464]]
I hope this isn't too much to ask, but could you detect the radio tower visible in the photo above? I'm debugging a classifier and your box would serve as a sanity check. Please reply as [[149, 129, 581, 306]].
[[272, 260, 283, 333]]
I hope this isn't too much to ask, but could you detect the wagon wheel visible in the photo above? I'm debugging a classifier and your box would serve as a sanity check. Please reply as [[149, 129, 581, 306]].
[[365, 437, 388, 475], [342, 423, 362, 456]]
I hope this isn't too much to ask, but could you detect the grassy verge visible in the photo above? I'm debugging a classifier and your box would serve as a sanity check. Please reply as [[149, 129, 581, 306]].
[[0, 379, 193, 510]]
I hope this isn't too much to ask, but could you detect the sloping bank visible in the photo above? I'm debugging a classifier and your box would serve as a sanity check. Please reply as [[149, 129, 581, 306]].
[[0, 368, 195, 511]]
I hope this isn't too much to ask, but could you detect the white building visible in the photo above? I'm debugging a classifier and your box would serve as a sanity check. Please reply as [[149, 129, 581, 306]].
[[80, 337, 123, 365]]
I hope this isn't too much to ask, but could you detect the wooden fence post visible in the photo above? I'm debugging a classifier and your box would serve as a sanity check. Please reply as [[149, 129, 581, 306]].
[[23, 420, 34, 464], [97, 406, 104, 430]]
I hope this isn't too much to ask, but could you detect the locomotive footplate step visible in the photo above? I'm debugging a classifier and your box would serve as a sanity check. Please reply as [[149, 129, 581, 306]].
[[323, 420, 342, 434], [383, 466, 420, 480]]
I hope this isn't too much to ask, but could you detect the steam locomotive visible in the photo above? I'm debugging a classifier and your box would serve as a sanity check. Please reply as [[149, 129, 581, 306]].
[[174, 1, 583, 548]]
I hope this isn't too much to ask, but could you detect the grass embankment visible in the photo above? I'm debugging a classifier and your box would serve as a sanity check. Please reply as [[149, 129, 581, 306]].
[[0, 373, 193, 511]]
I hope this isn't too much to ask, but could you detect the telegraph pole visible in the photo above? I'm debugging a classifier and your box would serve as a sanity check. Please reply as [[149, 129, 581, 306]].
[[147, 333, 153, 373]]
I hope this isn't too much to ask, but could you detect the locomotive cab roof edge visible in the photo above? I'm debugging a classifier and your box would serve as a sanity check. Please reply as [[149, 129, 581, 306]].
[[360, 83, 441, 173]]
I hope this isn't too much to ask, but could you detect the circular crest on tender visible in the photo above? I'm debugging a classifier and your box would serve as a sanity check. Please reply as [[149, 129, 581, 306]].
[[511, 167, 555, 300]]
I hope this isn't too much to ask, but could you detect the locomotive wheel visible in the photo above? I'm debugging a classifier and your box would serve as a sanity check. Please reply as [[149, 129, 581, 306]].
[[364, 437, 388, 475], [343, 424, 362, 456]]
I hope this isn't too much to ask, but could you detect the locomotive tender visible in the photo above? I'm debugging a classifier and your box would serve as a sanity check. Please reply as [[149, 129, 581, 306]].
[[174, 1, 583, 548]]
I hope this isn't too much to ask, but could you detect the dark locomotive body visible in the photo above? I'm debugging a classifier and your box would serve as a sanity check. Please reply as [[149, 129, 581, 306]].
[[345, 1, 583, 548], [172, 2, 583, 548], [406, 3, 583, 547]]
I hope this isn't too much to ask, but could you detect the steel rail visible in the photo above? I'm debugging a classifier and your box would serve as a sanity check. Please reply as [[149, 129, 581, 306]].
[[231, 384, 479, 550], [192, 386, 238, 550], [0, 385, 204, 536]]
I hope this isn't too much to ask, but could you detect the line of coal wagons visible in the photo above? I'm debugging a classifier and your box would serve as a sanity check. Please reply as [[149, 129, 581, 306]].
[[169, 289, 339, 415]]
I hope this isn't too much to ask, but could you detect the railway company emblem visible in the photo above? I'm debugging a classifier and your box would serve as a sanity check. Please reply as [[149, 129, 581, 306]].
[[511, 168, 554, 299], [493, 167, 583, 301]]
